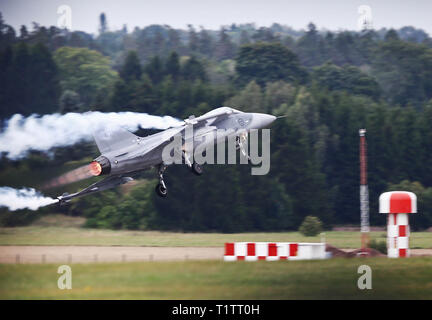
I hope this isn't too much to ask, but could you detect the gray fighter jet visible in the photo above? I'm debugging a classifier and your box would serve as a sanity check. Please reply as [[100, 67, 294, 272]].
[[57, 107, 276, 203]]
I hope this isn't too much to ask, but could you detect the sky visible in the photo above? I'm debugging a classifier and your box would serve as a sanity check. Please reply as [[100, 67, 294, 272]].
[[1, 0, 431, 35]]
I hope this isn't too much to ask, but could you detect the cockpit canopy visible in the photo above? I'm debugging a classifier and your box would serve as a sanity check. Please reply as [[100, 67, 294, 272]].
[[201, 106, 242, 118]]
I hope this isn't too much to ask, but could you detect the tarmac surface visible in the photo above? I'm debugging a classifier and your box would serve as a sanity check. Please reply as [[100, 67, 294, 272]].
[[0, 246, 431, 264], [0, 246, 224, 264]]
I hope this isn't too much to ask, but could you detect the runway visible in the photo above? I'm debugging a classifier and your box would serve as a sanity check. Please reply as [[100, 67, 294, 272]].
[[1, 246, 431, 264], [0, 246, 224, 264]]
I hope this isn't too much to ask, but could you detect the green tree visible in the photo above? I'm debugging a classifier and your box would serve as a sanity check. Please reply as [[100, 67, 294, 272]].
[[418, 103, 432, 184], [165, 51, 180, 80], [299, 216, 323, 236], [187, 25, 199, 53], [235, 42, 306, 87], [384, 29, 399, 42], [312, 62, 380, 99], [272, 117, 332, 227], [264, 81, 296, 113], [95, 205, 121, 229], [214, 27, 235, 60], [239, 30, 250, 45], [226, 80, 263, 113], [28, 42, 60, 114], [0, 45, 14, 117], [0, 42, 59, 118], [181, 56, 207, 82], [129, 74, 158, 114], [372, 40, 432, 106], [110, 78, 132, 111], [19, 25, 28, 40], [59, 90, 81, 113], [119, 50, 142, 82], [295, 23, 328, 67], [10, 42, 31, 115], [198, 27, 213, 56], [145, 56, 164, 84], [54, 47, 118, 107], [0, 12, 16, 51]]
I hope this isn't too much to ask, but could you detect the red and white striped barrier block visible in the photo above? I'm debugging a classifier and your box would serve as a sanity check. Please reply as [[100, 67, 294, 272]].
[[224, 242, 326, 261], [379, 191, 417, 258]]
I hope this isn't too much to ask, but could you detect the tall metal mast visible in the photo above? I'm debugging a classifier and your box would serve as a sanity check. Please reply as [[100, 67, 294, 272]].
[[359, 129, 370, 250]]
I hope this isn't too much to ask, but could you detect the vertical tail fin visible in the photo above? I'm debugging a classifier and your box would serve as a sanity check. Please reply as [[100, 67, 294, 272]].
[[93, 127, 140, 154]]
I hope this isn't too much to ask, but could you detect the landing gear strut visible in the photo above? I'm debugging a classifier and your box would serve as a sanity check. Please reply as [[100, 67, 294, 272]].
[[154, 151, 204, 197], [183, 150, 203, 176], [236, 133, 251, 162], [155, 164, 168, 197]]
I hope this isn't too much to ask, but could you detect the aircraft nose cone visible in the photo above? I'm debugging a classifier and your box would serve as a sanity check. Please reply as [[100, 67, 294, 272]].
[[251, 113, 277, 129]]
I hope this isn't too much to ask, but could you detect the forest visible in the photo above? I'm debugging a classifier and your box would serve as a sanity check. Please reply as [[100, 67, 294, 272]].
[[1, 12, 432, 231]]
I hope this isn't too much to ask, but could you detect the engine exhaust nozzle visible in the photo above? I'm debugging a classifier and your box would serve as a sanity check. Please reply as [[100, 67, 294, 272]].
[[89, 156, 111, 176]]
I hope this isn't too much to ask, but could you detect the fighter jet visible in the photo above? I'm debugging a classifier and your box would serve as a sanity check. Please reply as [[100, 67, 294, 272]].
[[57, 107, 276, 203]]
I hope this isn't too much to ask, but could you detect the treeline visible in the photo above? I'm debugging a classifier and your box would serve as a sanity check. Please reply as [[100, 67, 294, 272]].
[[2, 38, 432, 119], [1, 12, 432, 119], [0, 42, 59, 117], [1, 12, 432, 231], [2, 12, 431, 64]]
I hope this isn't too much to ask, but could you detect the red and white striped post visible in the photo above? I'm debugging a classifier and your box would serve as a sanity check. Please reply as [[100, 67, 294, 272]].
[[359, 129, 370, 251], [223, 242, 325, 261], [379, 191, 417, 258]]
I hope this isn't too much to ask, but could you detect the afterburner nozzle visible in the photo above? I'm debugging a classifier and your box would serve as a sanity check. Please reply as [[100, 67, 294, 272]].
[[89, 156, 111, 176], [89, 161, 102, 176]]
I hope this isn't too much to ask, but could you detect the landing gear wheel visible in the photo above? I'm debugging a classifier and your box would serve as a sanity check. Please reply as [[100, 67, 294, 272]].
[[155, 183, 168, 197], [155, 164, 168, 198], [191, 162, 203, 176]]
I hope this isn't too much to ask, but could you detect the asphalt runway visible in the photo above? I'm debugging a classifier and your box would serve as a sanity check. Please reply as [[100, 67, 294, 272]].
[[0, 246, 224, 264], [1, 246, 431, 264]]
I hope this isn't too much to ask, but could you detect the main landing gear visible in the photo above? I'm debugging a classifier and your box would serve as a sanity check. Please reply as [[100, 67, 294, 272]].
[[182, 150, 203, 176], [191, 162, 203, 175], [155, 164, 168, 197], [154, 158, 203, 198]]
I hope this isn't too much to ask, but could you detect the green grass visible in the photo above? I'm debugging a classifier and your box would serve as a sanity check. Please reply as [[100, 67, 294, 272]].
[[1, 258, 432, 299], [0, 226, 431, 248], [0, 226, 430, 248]]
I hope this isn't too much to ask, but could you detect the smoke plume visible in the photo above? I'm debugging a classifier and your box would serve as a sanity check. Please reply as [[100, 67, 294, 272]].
[[0, 187, 58, 211], [0, 112, 182, 159]]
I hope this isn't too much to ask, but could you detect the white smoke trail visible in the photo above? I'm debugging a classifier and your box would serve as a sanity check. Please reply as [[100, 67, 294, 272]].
[[0, 187, 58, 211], [0, 112, 183, 159]]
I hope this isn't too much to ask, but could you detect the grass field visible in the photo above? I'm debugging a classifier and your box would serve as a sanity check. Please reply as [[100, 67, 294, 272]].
[[1, 218, 431, 299], [1, 258, 432, 299], [1, 225, 432, 248]]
